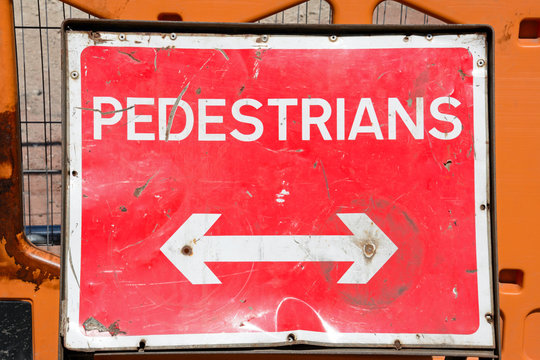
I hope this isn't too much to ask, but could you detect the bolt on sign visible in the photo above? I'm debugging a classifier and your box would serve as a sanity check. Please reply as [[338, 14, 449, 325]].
[[62, 21, 497, 355]]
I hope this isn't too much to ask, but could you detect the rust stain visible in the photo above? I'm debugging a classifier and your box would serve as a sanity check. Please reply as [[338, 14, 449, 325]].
[[0, 110, 60, 290], [352, 236, 378, 262], [88, 31, 111, 45], [0, 234, 60, 291]]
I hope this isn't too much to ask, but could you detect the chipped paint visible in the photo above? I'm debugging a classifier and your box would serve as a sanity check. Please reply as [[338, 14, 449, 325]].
[[275, 188, 289, 203], [83, 317, 126, 336]]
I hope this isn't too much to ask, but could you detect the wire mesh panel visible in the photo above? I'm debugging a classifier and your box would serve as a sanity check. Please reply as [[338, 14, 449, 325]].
[[373, 1, 445, 25], [13, 0, 94, 251], [12, 0, 442, 252], [258, 0, 332, 24]]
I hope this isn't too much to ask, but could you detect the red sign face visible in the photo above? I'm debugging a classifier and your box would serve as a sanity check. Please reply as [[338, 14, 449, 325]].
[[64, 31, 493, 350]]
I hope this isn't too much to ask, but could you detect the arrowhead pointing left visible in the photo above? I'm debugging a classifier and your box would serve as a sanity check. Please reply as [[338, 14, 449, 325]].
[[160, 213, 223, 284]]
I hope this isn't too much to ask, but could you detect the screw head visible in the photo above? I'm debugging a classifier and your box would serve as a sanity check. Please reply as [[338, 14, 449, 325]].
[[403, 36, 410, 42], [426, 34, 433, 40], [170, 33, 177, 40], [363, 243, 376, 258], [477, 59, 486, 67], [329, 35, 338, 42], [261, 35, 269, 42], [181, 245, 193, 256], [119, 33, 126, 41], [70, 71, 79, 79]]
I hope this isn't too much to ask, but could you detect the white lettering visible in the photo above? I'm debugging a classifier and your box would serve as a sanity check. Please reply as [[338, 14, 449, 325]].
[[90, 96, 464, 142], [388, 97, 424, 140], [158, 98, 194, 141], [93, 96, 123, 140], [198, 99, 226, 141], [302, 98, 332, 140], [230, 99, 264, 142], [268, 98, 297, 141], [428, 97, 463, 140], [336, 98, 345, 140], [348, 98, 383, 140], [127, 97, 155, 141]]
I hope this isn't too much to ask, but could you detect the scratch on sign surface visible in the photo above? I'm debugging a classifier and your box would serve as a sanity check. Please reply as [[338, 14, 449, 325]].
[[68, 247, 80, 288], [117, 50, 141, 63], [166, 83, 190, 141], [77, 106, 134, 116], [319, 160, 331, 200], [214, 48, 230, 61], [134, 173, 157, 197], [458, 69, 471, 80]]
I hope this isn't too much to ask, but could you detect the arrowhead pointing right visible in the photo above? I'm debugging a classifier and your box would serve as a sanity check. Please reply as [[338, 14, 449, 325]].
[[160, 213, 222, 285], [336, 213, 398, 284]]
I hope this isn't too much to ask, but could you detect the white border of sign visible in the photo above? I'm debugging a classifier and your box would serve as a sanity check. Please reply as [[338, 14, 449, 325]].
[[63, 30, 493, 351]]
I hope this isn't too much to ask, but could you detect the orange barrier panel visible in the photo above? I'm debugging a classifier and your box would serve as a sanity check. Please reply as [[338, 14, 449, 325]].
[[0, 1, 61, 360], [2, 0, 540, 359]]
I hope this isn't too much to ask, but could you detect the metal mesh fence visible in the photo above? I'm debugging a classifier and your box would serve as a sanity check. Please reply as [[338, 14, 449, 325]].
[[13, 0, 96, 249], [13, 0, 443, 249], [373, 1, 445, 25]]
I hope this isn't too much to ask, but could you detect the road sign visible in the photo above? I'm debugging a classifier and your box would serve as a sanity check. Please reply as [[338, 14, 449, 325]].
[[63, 23, 495, 352]]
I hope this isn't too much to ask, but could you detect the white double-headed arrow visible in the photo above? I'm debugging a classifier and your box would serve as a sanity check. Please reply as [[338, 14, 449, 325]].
[[160, 213, 397, 285]]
